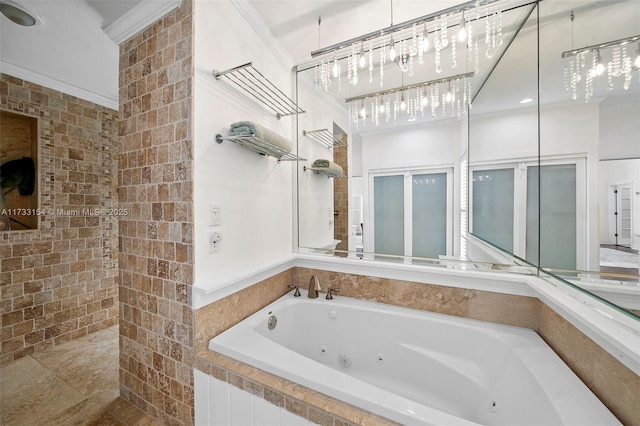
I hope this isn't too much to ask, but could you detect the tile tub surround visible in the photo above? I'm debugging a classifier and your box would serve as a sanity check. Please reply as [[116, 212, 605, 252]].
[[195, 349, 397, 426], [0, 74, 119, 365], [117, 0, 195, 424], [194, 268, 396, 425], [194, 267, 541, 425], [292, 267, 541, 329], [538, 304, 640, 426], [196, 266, 638, 425], [194, 269, 293, 354]]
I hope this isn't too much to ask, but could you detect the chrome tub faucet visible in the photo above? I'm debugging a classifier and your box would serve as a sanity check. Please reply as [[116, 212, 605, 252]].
[[287, 284, 300, 297], [326, 286, 339, 300], [308, 275, 321, 298]]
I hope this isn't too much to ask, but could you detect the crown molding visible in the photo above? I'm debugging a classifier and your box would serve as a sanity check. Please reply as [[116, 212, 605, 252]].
[[104, 0, 182, 45], [230, 0, 293, 71], [0, 61, 118, 110]]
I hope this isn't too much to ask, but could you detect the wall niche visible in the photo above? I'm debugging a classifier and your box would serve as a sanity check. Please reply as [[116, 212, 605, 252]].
[[0, 109, 38, 231]]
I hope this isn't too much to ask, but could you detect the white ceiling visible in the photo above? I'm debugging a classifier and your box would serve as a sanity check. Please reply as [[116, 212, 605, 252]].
[[0, 0, 177, 109], [1, 0, 638, 115]]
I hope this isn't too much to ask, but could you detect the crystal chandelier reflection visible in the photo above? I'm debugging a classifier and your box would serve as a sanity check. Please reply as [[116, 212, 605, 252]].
[[562, 35, 640, 102], [311, 0, 504, 95], [562, 12, 640, 102], [346, 72, 474, 129]]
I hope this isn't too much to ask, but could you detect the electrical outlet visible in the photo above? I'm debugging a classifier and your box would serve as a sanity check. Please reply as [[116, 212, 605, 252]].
[[209, 231, 222, 253], [210, 204, 221, 226]]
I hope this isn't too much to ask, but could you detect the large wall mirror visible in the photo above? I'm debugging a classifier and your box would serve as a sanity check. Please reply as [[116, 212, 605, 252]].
[[294, 0, 639, 316]]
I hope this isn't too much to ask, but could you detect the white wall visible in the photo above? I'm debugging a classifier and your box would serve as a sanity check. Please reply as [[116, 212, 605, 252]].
[[194, 369, 315, 426], [599, 100, 640, 160], [469, 106, 539, 163], [193, 0, 296, 291]]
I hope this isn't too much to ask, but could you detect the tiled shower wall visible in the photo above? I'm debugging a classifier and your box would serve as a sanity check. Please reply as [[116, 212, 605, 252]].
[[117, 0, 195, 424], [333, 138, 348, 253], [0, 74, 119, 365]]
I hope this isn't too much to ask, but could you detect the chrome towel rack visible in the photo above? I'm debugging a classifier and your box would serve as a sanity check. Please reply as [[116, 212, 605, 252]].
[[213, 62, 306, 119], [303, 165, 346, 178], [303, 129, 347, 149], [215, 134, 306, 162]]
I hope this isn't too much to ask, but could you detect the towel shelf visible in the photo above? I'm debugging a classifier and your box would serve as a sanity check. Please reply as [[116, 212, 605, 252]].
[[216, 134, 306, 162], [303, 166, 346, 178], [213, 62, 305, 119], [303, 129, 347, 149]]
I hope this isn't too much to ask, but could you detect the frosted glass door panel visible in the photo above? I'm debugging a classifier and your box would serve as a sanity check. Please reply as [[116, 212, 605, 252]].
[[472, 169, 515, 252], [413, 173, 447, 258], [374, 175, 404, 256], [527, 165, 576, 269]]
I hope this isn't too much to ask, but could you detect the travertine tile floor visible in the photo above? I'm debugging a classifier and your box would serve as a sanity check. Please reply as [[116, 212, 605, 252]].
[[1, 325, 160, 426]]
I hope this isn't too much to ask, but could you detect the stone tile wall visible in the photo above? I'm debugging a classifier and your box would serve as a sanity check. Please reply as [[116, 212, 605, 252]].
[[333, 137, 348, 253], [538, 304, 640, 426], [117, 1, 195, 424], [0, 74, 119, 365]]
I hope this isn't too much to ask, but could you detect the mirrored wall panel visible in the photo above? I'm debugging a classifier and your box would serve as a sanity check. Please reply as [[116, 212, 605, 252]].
[[538, 0, 639, 284], [296, 0, 533, 261], [295, 0, 639, 316]]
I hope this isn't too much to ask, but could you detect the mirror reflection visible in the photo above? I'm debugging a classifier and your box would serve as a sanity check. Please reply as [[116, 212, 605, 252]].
[[295, 0, 639, 315]]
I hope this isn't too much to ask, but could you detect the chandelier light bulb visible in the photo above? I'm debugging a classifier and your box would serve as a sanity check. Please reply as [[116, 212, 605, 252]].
[[421, 90, 428, 106], [400, 93, 407, 111], [445, 82, 453, 103], [360, 101, 367, 119], [359, 52, 366, 68], [421, 24, 429, 52], [457, 13, 467, 42], [379, 97, 385, 113], [594, 50, 605, 76], [389, 38, 397, 61], [332, 57, 339, 78]]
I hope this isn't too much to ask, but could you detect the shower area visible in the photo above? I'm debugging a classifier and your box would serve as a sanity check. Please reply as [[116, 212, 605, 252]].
[[0, 75, 120, 365]]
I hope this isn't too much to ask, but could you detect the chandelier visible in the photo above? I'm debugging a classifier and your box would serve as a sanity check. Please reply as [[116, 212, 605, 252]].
[[562, 34, 640, 102], [310, 0, 512, 122], [562, 10, 640, 102], [346, 72, 474, 128]]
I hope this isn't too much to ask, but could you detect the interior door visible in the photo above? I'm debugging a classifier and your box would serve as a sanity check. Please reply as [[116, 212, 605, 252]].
[[612, 184, 633, 247]]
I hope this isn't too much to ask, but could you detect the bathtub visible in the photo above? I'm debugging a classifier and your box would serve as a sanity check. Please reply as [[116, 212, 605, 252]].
[[208, 289, 620, 425]]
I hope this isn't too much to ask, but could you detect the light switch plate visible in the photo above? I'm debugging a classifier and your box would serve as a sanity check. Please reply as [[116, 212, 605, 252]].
[[210, 204, 221, 226]]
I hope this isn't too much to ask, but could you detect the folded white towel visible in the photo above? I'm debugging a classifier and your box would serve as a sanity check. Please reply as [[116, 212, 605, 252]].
[[229, 121, 292, 153]]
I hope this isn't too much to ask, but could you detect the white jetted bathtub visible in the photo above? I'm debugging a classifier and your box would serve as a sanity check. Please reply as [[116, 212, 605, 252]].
[[209, 289, 620, 425]]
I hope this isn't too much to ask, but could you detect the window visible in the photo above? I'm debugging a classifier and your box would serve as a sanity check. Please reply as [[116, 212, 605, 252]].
[[371, 168, 453, 260]]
